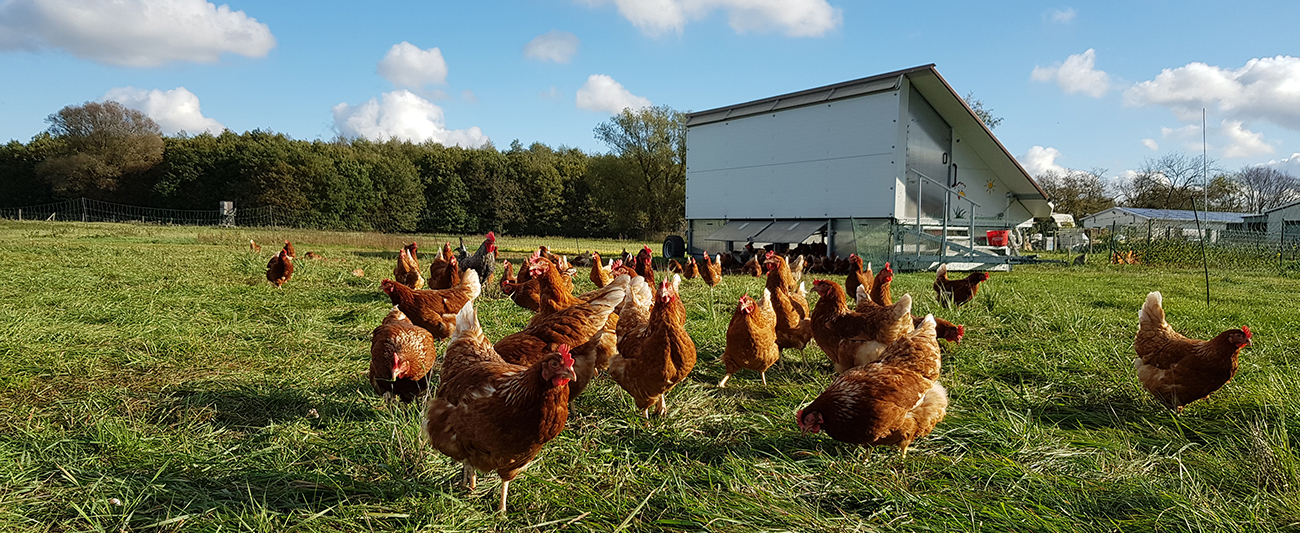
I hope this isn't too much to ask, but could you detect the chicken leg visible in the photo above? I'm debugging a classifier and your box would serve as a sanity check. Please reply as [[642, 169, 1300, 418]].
[[461, 462, 477, 490], [498, 480, 510, 513], [655, 396, 668, 417], [718, 374, 733, 388]]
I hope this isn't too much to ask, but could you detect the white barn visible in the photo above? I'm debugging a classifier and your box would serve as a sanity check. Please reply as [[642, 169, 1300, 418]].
[[1242, 200, 1300, 242], [1081, 207, 1248, 242], [683, 64, 1050, 271]]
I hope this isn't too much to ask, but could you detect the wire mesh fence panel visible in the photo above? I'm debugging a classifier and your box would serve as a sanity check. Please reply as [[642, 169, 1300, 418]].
[[1096, 220, 1298, 271], [0, 198, 393, 231]]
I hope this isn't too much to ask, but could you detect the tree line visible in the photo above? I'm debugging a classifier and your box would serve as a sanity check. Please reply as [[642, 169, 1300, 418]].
[[0, 101, 687, 238], [1036, 152, 1300, 223]]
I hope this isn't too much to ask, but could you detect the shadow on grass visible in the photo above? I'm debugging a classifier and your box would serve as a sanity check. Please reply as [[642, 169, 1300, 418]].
[[1033, 396, 1151, 431], [161, 379, 380, 429], [345, 291, 387, 304], [28, 463, 451, 530]]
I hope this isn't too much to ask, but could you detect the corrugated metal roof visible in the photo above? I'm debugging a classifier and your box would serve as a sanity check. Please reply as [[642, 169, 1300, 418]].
[[1113, 207, 1248, 223], [751, 220, 826, 244], [704, 220, 772, 242], [1263, 200, 1300, 214]]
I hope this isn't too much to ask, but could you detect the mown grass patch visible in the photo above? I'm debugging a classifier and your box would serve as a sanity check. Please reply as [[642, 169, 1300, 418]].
[[0, 220, 1297, 531]]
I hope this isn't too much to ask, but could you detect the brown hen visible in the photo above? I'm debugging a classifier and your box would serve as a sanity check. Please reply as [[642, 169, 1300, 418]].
[[1134, 291, 1251, 412], [797, 315, 948, 456], [423, 303, 575, 513]]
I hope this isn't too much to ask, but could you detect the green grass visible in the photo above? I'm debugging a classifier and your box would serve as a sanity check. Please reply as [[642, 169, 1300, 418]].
[[1, 220, 1298, 532]]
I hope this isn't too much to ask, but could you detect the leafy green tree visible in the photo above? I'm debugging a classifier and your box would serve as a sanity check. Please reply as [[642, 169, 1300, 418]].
[[346, 141, 424, 232], [0, 134, 58, 206], [151, 131, 243, 209], [506, 141, 567, 235], [585, 153, 646, 238], [1035, 168, 1115, 220], [37, 101, 164, 200], [414, 144, 473, 232], [593, 105, 686, 235], [458, 147, 517, 234]]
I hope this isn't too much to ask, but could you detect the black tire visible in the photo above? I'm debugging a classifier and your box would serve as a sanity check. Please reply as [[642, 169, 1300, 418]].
[[663, 235, 686, 259]]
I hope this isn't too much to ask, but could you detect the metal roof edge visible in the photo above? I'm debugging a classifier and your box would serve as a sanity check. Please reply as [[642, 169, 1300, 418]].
[[685, 64, 934, 126], [1263, 199, 1300, 214]]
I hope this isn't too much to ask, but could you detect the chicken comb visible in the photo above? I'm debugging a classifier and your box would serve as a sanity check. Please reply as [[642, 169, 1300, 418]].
[[765, 250, 775, 259], [1242, 325, 1252, 339], [486, 231, 496, 241], [611, 259, 623, 269], [558, 344, 573, 367], [738, 294, 755, 312]]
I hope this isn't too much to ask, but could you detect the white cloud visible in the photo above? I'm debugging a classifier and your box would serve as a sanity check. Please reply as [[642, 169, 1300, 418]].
[[524, 30, 580, 63], [1124, 55, 1300, 131], [1263, 153, 1300, 177], [1049, 8, 1076, 23], [0, 0, 274, 67], [1109, 169, 1139, 201], [101, 86, 223, 135], [1031, 49, 1111, 98], [461, 89, 478, 104], [1142, 139, 1159, 151], [377, 42, 448, 89], [576, 74, 651, 113], [1219, 120, 1274, 158], [1160, 124, 1200, 139], [577, 0, 841, 37], [540, 86, 563, 101], [332, 90, 489, 148], [1019, 146, 1067, 177]]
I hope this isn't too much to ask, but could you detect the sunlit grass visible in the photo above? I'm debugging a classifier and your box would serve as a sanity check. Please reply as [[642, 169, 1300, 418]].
[[0, 220, 1297, 531]]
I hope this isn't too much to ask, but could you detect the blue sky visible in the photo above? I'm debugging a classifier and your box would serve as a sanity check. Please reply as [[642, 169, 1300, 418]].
[[2, 0, 1299, 183]]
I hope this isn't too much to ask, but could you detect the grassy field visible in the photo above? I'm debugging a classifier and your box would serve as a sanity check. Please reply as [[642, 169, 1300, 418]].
[[1, 221, 1298, 532]]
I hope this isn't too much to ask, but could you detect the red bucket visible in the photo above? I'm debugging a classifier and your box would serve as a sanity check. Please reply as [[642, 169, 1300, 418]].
[[986, 230, 1009, 247]]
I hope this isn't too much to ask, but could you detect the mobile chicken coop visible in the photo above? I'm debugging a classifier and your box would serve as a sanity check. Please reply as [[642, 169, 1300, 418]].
[[681, 64, 1051, 271]]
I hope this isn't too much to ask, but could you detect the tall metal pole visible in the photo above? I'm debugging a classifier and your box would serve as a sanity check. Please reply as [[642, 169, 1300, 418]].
[[1198, 108, 1211, 305]]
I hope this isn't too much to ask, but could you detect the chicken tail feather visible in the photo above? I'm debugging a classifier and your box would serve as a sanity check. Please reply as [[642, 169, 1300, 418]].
[[855, 285, 871, 307], [1140, 291, 1165, 327], [452, 299, 481, 341], [892, 294, 913, 320], [910, 380, 949, 433]]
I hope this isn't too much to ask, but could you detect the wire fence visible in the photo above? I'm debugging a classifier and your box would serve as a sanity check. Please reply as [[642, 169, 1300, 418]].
[[1070, 220, 1300, 271], [0, 198, 287, 228]]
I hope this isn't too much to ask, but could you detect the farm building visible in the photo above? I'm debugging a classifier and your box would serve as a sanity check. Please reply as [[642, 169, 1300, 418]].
[[1080, 207, 1248, 242], [1241, 200, 1300, 242], [682, 64, 1051, 272]]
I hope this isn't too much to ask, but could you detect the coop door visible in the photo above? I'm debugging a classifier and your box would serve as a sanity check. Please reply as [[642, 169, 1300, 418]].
[[903, 87, 953, 223]]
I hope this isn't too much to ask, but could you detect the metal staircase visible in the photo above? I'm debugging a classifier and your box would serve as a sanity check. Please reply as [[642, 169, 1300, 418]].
[[893, 169, 1015, 272]]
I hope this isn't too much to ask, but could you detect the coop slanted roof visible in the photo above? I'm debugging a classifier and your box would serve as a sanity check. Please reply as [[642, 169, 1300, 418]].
[[1114, 207, 1248, 223]]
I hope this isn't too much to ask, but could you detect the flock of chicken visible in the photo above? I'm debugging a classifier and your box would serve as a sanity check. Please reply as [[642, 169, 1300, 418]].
[[254, 233, 1253, 513]]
